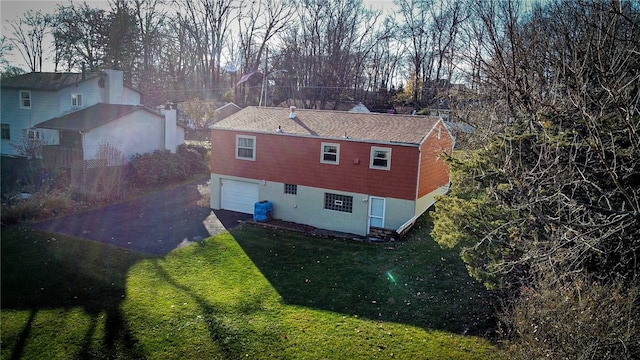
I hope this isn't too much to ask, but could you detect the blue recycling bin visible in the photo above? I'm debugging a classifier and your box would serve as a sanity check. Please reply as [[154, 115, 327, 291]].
[[253, 201, 273, 222]]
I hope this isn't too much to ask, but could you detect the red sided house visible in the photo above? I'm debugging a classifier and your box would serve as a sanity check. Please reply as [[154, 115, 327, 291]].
[[210, 106, 454, 239]]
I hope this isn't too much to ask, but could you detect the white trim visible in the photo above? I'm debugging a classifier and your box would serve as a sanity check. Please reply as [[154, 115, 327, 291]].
[[19, 90, 31, 109], [369, 146, 391, 170], [396, 184, 451, 235], [320, 142, 340, 164], [368, 196, 386, 232], [220, 178, 260, 213], [422, 118, 455, 148], [235, 134, 256, 161]]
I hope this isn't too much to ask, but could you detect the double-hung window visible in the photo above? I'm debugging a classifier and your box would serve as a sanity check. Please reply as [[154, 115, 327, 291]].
[[321, 142, 340, 164], [71, 93, 83, 107], [28, 129, 41, 140], [19, 90, 31, 109], [1, 124, 10, 140], [370, 147, 391, 170], [236, 135, 256, 160]]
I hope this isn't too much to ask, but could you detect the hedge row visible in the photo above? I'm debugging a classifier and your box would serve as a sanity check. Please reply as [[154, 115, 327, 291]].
[[129, 144, 209, 186]]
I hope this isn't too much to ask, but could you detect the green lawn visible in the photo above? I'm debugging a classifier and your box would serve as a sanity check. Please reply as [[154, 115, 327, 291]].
[[1, 217, 498, 359]]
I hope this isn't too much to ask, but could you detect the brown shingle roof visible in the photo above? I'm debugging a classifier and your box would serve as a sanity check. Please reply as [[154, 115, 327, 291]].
[[212, 106, 441, 145]]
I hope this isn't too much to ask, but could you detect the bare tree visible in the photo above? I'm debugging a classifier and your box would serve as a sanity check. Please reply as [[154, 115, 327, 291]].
[[276, 0, 383, 108], [236, 0, 295, 105], [394, 0, 467, 106], [435, 0, 640, 289], [7, 9, 52, 72], [394, 0, 434, 105], [131, 0, 170, 107], [360, 16, 405, 105], [431, 3, 640, 357], [427, 0, 467, 97], [0, 36, 26, 77], [173, 0, 237, 99], [181, 98, 218, 129], [133, 0, 168, 74], [53, 3, 108, 71]]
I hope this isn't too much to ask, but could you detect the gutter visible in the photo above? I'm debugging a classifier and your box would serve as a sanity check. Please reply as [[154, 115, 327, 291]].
[[211, 127, 421, 147]]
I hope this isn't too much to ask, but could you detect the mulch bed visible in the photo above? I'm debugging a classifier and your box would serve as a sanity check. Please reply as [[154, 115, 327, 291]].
[[246, 218, 369, 242]]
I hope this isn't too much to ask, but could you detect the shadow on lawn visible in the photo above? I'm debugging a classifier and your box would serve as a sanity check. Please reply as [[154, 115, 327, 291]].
[[231, 222, 497, 338], [0, 227, 148, 360], [148, 260, 283, 358]]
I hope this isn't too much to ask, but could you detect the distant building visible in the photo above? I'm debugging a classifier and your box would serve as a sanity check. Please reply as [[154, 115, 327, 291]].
[[1, 70, 184, 162]]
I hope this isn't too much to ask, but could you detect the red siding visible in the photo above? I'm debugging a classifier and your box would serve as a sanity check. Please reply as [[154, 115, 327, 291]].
[[418, 122, 453, 197], [211, 130, 420, 200]]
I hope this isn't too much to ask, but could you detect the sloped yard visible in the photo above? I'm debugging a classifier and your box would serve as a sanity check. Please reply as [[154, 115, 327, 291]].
[[1, 217, 498, 359]]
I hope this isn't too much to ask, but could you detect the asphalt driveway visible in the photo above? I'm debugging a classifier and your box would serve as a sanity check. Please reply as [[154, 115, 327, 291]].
[[33, 178, 252, 255]]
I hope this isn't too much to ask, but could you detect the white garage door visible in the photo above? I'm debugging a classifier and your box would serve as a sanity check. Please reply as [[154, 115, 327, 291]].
[[221, 179, 259, 214]]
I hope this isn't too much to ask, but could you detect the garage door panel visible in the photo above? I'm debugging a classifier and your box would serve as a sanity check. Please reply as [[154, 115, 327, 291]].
[[221, 179, 259, 214]]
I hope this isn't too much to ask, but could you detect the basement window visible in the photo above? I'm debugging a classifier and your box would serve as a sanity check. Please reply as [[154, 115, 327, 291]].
[[324, 193, 353, 213], [284, 184, 297, 195]]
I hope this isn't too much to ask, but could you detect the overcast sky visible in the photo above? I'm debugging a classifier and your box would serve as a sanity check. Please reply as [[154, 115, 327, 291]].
[[1, 0, 397, 72]]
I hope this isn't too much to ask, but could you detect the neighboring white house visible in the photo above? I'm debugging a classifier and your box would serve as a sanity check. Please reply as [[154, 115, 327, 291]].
[[35, 103, 184, 162], [0, 70, 184, 160]]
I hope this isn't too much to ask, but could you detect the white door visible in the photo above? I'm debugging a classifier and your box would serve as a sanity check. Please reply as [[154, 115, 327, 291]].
[[368, 196, 386, 231], [221, 179, 259, 214]]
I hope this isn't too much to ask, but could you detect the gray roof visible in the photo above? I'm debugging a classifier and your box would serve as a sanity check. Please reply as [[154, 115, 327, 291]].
[[1, 71, 139, 93], [36, 104, 160, 131], [212, 106, 443, 145]]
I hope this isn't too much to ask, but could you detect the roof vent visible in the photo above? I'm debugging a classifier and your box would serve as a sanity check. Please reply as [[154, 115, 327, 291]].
[[289, 106, 297, 119], [276, 125, 283, 133], [343, 131, 349, 139]]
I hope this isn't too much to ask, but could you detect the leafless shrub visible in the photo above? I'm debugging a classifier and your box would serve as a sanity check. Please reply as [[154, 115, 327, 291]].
[[499, 273, 639, 360]]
